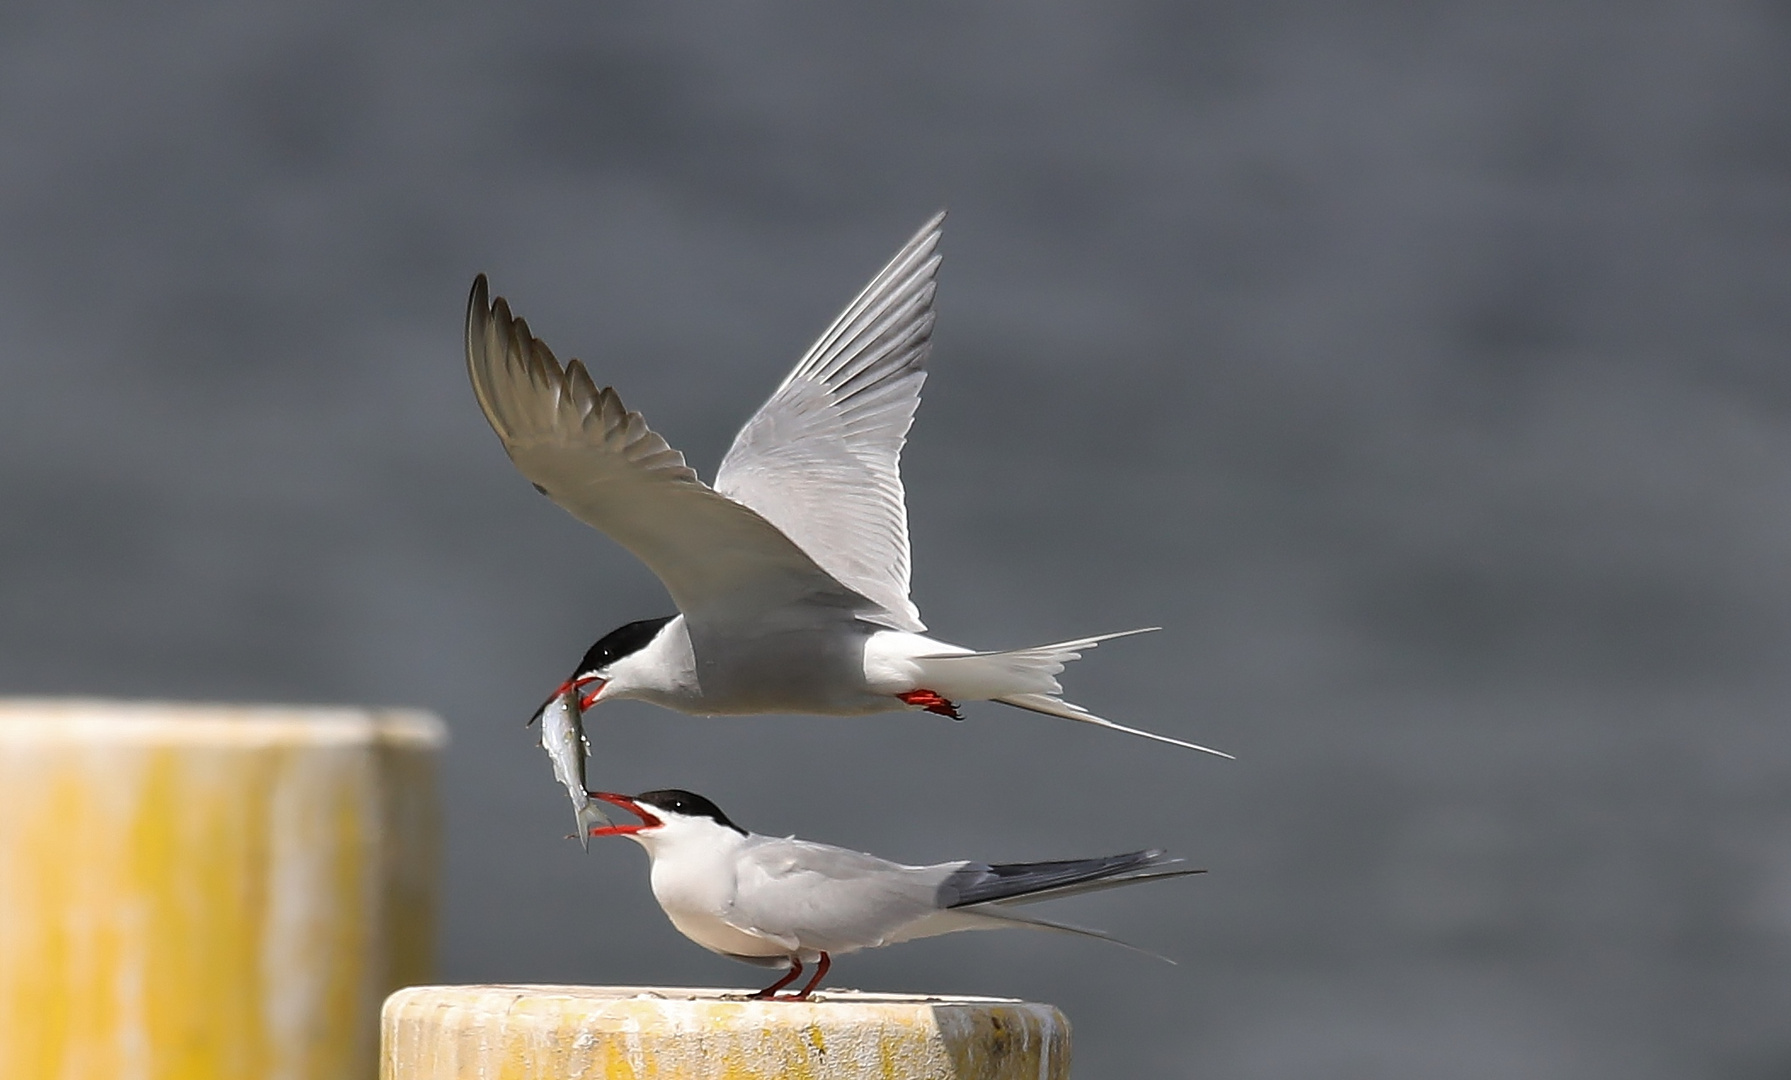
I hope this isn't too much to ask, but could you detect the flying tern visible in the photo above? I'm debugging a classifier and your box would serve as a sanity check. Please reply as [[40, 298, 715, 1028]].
[[470, 213, 1228, 756], [589, 788, 1202, 999]]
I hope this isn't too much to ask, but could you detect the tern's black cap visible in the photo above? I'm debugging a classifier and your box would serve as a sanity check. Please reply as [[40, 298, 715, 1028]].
[[576, 615, 675, 676], [635, 789, 747, 835]]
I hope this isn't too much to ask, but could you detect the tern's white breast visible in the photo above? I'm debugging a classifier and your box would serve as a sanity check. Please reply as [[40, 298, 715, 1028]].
[[645, 827, 787, 959]]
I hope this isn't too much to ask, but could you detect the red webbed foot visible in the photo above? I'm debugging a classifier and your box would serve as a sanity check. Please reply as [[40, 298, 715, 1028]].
[[898, 689, 962, 720]]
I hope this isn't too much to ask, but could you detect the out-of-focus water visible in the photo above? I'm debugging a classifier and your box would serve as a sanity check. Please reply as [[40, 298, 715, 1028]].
[[3, 4, 1790, 1075]]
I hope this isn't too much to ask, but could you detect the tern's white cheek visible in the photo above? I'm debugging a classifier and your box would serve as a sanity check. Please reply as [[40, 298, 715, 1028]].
[[600, 620, 699, 703]]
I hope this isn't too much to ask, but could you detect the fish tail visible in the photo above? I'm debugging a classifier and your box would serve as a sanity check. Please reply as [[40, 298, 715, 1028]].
[[573, 799, 610, 852]]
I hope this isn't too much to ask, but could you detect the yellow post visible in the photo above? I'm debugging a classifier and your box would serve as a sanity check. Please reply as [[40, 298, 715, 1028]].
[[381, 985, 1070, 1080], [0, 699, 446, 1080]]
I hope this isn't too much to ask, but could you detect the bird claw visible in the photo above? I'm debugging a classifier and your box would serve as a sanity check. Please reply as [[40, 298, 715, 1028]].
[[898, 689, 962, 720]]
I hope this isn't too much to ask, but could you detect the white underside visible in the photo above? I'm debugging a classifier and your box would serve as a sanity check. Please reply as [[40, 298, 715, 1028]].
[[665, 908, 792, 960]]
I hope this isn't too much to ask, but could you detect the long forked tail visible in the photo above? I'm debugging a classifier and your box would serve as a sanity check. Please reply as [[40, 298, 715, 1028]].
[[995, 692, 1233, 758], [915, 628, 1233, 758]]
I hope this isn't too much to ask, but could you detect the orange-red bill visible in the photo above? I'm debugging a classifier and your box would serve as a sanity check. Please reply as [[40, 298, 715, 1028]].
[[589, 792, 661, 837], [528, 675, 603, 726]]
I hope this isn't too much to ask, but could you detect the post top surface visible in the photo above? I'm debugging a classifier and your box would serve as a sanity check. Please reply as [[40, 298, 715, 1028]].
[[382, 984, 1072, 1079], [0, 698, 446, 747], [391, 984, 1036, 1008]]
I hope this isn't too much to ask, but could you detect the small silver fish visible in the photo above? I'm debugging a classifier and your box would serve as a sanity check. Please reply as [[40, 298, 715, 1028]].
[[532, 686, 609, 849]]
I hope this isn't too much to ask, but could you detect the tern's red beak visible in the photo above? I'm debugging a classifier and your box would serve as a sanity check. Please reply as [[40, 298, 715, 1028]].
[[527, 675, 605, 726], [588, 793, 661, 837]]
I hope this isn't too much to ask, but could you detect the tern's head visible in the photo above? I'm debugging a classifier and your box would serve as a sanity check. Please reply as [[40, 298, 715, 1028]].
[[534, 616, 677, 719], [589, 789, 747, 852]]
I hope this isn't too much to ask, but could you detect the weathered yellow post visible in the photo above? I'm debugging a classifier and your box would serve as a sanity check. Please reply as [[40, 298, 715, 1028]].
[[0, 698, 446, 1080], [382, 985, 1070, 1080]]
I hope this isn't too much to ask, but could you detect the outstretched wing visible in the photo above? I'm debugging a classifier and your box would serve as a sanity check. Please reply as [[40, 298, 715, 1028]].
[[466, 275, 870, 624], [714, 213, 945, 633]]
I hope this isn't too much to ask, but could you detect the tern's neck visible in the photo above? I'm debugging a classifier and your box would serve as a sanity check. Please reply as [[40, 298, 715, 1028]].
[[638, 820, 752, 912]]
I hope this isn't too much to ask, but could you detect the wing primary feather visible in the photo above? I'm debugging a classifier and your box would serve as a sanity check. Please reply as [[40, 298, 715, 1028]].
[[806, 263, 939, 389], [978, 866, 1208, 905], [779, 213, 946, 392], [943, 849, 1181, 907]]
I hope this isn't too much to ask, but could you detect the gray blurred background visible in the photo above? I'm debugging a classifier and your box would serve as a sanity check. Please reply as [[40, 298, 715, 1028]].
[[4, 3, 1789, 1076]]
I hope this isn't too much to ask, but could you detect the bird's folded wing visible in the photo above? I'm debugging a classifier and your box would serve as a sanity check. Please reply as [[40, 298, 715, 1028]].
[[726, 839, 948, 950], [713, 213, 945, 633], [467, 276, 870, 622]]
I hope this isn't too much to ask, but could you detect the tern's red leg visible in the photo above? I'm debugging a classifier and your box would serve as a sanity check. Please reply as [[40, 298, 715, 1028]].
[[898, 689, 962, 720], [752, 960, 803, 1000], [790, 952, 831, 1000]]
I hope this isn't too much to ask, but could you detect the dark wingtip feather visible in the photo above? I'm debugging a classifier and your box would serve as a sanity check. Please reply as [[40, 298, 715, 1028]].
[[942, 849, 1184, 908]]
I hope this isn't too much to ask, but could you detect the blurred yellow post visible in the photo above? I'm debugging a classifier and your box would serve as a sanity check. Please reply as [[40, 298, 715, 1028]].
[[0, 699, 446, 1080], [381, 985, 1070, 1080]]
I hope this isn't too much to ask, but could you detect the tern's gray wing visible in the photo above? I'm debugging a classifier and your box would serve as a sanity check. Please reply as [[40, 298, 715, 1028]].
[[467, 276, 872, 624], [712, 214, 945, 633], [725, 835, 961, 954]]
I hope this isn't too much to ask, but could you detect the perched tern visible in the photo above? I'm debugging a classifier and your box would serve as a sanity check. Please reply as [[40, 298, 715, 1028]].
[[473, 213, 1228, 757], [590, 789, 1203, 999]]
